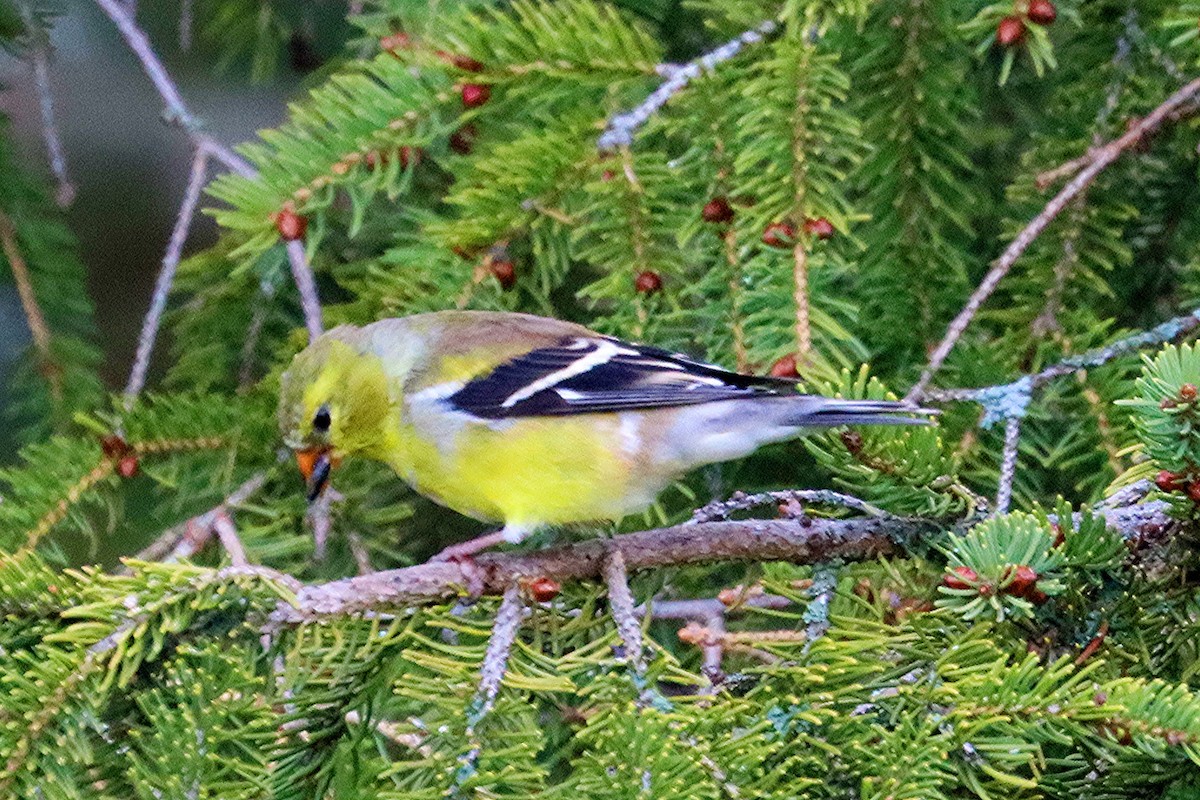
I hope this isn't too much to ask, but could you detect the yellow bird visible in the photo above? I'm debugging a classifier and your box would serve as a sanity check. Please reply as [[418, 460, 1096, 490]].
[[278, 311, 932, 554]]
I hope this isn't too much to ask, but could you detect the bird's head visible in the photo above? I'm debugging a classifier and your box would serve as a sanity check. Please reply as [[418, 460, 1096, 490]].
[[278, 332, 395, 501]]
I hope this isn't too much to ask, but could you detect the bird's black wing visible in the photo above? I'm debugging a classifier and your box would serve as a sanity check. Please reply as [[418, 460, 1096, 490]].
[[446, 336, 795, 419]]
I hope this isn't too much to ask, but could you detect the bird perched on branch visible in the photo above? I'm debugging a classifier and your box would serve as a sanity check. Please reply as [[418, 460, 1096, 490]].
[[279, 311, 934, 557]]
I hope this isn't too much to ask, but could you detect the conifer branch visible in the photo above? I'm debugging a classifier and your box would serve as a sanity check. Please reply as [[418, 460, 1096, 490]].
[[126, 468, 271, 566], [0, 210, 60, 403], [597, 20, 777, 151], [272, 492, 1170, 623], [792, 241, 811, 364], [286, 239, 324, 342], [123, 148, 209, 407], [20, 5, 74, 207], [603, 548, 645, 677], [908, 74, 1200, 401], [996, 416, 1022, 514]]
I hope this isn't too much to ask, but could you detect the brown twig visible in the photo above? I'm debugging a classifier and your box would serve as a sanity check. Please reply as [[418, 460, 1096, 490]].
[[451, 584, 524, 795], [123, 147, 210, 408], [996, 415, 1022, 514], [603, 548, 646, 677], [270, 494, 1170, 625], [0, 210, 60, 403], [908, 75, 1200, 402], [286, 239, 324, 342], [125, 469, 271, 568], [792, 240, 811, 365], [20, 4, 74, 207]]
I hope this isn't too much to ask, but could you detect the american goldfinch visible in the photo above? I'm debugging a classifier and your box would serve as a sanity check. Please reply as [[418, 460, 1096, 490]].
[[278, 311, 932, 546]]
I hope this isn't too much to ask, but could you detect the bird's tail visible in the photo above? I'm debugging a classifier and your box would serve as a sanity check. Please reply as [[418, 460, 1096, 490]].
[[780, 397, 938, 428]]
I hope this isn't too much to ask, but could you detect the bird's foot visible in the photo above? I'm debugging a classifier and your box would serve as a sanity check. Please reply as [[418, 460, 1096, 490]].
[[430, 531, 510, 597], [430, 530, 509, 563]]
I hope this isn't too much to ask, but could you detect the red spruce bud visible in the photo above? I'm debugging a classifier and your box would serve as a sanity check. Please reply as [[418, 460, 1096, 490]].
[[997, 15, 1026, 47], [528, 576, 561, 602], [1006, 565, 1039, 598], [274, 206, 307, 241], [943, 566, 978, 590], [1181, 383, 1198, 401], [802, 217, 835, 240], [117, 456, 140, 479], [770, 354, 800, 378], [761, 221, 796, 248], [701, 196, 735, 224], [1156, 470, 1185, 493], [461, 83, 491, 108], [490, 258, 516, 290], [1027, 0, 1057, 25], [634, 270, 663, 294]]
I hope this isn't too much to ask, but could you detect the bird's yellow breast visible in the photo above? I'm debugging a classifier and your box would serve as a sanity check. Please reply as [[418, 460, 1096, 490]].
[[385, 412, 661, 528]]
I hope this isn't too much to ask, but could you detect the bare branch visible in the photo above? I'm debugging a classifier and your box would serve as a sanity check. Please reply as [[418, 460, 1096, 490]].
[[93, 0, 197, 128], [691, 489, 888, 524], [452, 584, 524, 792], [603, 548, 645, 677], [0, 210, 60, 402], [211, 511, 249, 567], [271, 494, 1171, 625], [126, 468, 271, 567], [598, 21, 777, 151], [123, 148, 209, 407], [996, 416, 1022, 514], [908, 75, 1200, 401], [286, 239, 324, 342], [926, 305, 1200, 405], [20, 5, 74, 207]]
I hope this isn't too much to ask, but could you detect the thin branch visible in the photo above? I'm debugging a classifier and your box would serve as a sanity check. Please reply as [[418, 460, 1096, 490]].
[[908, 74, 1200, 401], [0, 210, 60, 402], [603, 548, 645, 678], [123, 147, 209, 407], [995, 416, 1022, 514], [93, 0, 196, 130], [598, 20, 777, 151], [452, 584, 524, 795], [691, 489, 888, 524], [271, 493, 1170, 625], [927, 305, 1200, 405], [647, 594, 792, 621], [286, 239, 324, 342], [792, 241, 811, 364], [21, 5, 74, 207], [125, 468, 270, 567], [307, 489, 334, 561], [211, 511, 249, 567]]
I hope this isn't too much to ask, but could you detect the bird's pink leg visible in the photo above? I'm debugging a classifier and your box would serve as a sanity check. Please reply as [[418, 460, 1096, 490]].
[[430, 530, 510, 562]]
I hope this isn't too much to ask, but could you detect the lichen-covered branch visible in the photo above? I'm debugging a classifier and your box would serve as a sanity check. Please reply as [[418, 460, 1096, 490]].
[[269, 492, 1172, 624], [908, 74, 1200, 401]]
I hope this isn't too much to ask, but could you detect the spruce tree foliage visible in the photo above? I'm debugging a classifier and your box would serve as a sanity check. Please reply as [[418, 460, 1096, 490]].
[[8, 0, 1200, 797]]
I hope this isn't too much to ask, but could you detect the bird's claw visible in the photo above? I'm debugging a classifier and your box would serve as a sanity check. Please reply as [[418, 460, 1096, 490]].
[[433, 552, 486, 598]]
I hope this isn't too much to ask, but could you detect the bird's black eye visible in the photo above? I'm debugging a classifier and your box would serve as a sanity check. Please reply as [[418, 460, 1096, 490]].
[[313, 404, 331, 433]]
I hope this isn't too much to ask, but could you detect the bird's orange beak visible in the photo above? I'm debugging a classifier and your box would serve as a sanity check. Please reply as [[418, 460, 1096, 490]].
[[296, 446, 340, 502]]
